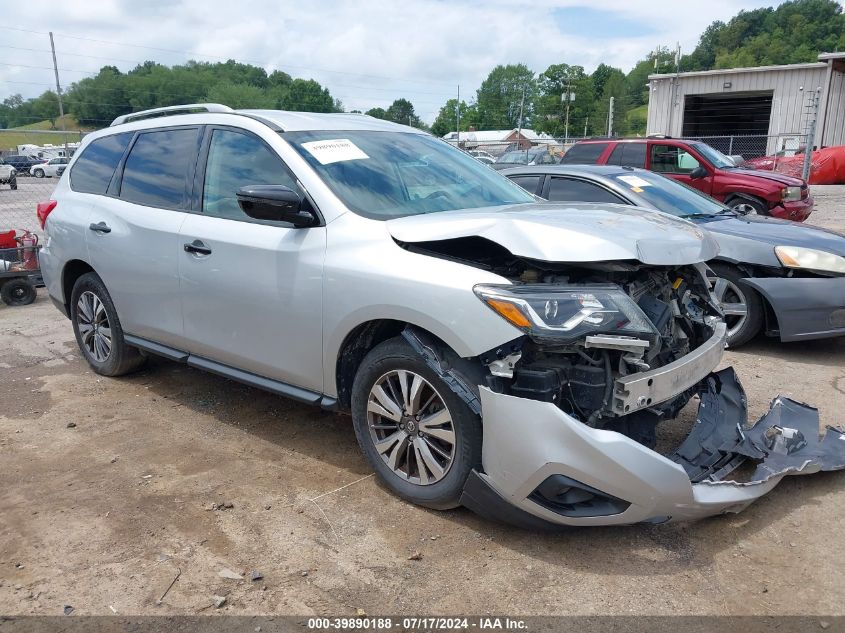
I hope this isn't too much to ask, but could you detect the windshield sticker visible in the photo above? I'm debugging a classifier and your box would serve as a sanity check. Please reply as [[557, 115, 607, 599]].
[[617, 175, 652, 190], [302, 139, 369, 165]]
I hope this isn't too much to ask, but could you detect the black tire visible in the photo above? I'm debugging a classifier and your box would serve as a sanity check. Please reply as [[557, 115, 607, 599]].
[[727, 195, 768, 216], [33, 168, 44, 179], [351, 336, 482, 510], [9, 177, 17, 190], [1, 278, 37, 306], [709, 262, 765, 348], [70, 272, 146, 376]]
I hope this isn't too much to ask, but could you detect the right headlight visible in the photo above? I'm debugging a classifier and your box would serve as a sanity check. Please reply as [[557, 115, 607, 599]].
[[775, 245, 845, 274], [473, 283, 658, 344]]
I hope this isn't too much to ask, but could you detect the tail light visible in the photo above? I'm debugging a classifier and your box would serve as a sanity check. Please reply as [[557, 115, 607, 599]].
[[37, 200, 57, 229]]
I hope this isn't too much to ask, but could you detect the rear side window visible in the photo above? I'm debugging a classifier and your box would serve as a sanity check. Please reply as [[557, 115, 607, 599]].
[[120, 128, 198, 208], [70, 133, 132, 194], [547, 177, 624, 204], [607, 143, 646, 168], [508, 175, 542, 195], [560, 143, 608, 165]]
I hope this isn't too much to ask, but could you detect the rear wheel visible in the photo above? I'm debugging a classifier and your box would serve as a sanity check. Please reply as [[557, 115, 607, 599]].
[[1, 278, 37, 306], [727, 195, 768, 216], [70, 272, 145, 376], [33, 168, 45, 178], [351, 336, 481, 510], [709, 263, 764, 347], [9, 176, 17, 190]]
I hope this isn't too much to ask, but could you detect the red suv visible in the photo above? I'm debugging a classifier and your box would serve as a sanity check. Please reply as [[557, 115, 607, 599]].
[[561, 138, 813, 221]]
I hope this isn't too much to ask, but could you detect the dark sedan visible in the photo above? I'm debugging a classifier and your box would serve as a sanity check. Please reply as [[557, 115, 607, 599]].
[[2, 155, 42, 175], [503, 164, 845, 347]]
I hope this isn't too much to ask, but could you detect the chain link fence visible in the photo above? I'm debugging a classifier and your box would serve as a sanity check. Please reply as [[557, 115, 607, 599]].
[[677, 133, 811, 163], [0, 129, 86, 235]]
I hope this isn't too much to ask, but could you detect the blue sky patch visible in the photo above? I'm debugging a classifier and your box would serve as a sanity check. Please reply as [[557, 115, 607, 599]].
[[553, 6, 657, 38]]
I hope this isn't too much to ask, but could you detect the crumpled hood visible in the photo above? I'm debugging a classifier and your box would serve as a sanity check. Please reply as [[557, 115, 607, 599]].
[[724, 167, 805, 186], [698, 214, 845, 256], [387, 202, 719, 265]]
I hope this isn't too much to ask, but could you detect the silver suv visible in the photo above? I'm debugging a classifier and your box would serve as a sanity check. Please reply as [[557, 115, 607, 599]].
[[38, 104, 844, 527]]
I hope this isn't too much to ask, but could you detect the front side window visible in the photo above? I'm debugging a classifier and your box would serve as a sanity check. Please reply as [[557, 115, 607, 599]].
[[203, 129, 301, 220], [547, 177, 624, 204], [285, 131, 534, 220], [70, 132, 133, 195], [650, 144, 701, 174], [120, 128, 198, 208]]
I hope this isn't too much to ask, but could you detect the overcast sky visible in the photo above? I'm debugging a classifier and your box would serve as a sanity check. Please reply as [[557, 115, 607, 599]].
[[1, 0, 784, 124]]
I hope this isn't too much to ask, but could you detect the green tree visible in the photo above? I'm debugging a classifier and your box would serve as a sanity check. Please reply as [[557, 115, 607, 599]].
[[534, 63, 592, 137], [430, 99, 477, 137], [475, 64, 536, 130], [384, 98, 425, 127], [365, 107, 387, 119]]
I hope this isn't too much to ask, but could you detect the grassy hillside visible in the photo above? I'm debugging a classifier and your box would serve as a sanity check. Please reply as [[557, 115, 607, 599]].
[[0, 115, 89, 152]]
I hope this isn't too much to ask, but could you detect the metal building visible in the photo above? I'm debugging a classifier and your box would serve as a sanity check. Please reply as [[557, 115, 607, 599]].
[[647, 52, 845, 157]]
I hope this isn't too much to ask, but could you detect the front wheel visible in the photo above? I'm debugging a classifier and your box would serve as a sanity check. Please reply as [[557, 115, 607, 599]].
[[709, 263, 765, 347], [728, 195, 768, 215], [9, 177, 17, 190], [351, 336, 482, 510], [70, 272, 146, 376]]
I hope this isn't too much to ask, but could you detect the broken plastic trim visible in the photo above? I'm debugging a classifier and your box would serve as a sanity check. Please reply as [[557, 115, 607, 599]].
[[669, 367, 845, 485], [401, 327, 482, 415]]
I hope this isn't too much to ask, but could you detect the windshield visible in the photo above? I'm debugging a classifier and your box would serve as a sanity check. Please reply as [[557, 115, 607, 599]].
[[285, 131, 534, 219], [692, 142, 735, 169], [610, 170, 729, 217]]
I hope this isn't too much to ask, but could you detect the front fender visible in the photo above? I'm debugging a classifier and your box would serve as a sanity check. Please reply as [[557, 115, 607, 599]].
[[743, 276, 845, 341]]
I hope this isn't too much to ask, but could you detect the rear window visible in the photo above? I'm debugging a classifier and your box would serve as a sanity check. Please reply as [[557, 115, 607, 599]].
[[560, 142, 608, 165], [69, 133, 133, 194], [509, 174, 542, 194], [119, 128, 198, 208]]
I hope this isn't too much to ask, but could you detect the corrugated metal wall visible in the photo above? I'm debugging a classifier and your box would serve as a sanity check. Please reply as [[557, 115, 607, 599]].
[[647, 63, 839, 153], [821, 69, 845, 147]]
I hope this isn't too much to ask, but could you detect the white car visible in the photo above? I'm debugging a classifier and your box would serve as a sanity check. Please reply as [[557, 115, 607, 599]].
[[31, 157, 69, 178], [0, 158, 17, 190]]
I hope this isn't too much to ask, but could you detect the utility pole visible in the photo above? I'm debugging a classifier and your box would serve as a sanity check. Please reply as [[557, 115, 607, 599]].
[[456, 85, 460, 146], [607, 96, 615, 136], [562, 79, 574, 145], [49, 32, 68, 156], [802, 87, 821, 182], [516, 86, 526, 150], [584, 116, 589, 138]]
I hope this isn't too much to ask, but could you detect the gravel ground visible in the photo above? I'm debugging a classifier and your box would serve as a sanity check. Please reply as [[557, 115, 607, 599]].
[[0, 186, 843, 617]]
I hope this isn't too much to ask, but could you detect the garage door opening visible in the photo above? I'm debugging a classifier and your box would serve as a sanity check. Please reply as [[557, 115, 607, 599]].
[[682, 91, 773, 156]]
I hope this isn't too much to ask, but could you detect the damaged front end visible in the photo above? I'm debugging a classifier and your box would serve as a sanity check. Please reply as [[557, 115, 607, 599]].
[[404, 239, 845, 526]]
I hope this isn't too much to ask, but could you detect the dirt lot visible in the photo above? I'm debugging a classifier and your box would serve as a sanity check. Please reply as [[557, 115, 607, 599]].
[[1, 186, 844, 617]]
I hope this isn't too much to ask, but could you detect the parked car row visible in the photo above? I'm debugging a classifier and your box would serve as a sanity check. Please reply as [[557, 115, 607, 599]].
[[34, 104, 845, 530], [503, 164, 844, 347], [0, 155, 69, 179]]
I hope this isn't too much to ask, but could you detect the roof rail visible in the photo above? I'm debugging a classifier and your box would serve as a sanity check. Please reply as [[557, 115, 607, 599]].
[[111, 103, 234, 127]]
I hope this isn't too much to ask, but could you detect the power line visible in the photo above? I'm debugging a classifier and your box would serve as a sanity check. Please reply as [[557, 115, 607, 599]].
[[0, 25, 455, 87]]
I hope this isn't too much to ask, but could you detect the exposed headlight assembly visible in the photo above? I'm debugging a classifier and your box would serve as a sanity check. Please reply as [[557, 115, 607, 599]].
[[775, 245, 845, 274], [781, 186, 802, 202], [473, 283, 659, 344]]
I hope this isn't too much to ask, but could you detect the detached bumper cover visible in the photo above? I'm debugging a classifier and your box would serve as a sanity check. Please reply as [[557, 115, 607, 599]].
[[468, 368, 845, 527], [743, 276, 845, 341]]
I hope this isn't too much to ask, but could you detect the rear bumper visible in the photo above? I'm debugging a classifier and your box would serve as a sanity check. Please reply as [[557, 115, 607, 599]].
[[743, 276, 845, 342], [768, 196, 813, 222], [469, 368, 845, 527]]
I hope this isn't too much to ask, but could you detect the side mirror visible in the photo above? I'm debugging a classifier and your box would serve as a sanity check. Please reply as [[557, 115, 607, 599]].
[[236, 185, 318, 228], [689, 166, 708, 180]]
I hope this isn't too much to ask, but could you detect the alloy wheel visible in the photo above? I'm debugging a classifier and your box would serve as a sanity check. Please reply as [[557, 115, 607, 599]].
[[366, 369, 456, 486], [713, 277, 749, 340], [76, 290, 112, 362], [731, 202, 758, 215]]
